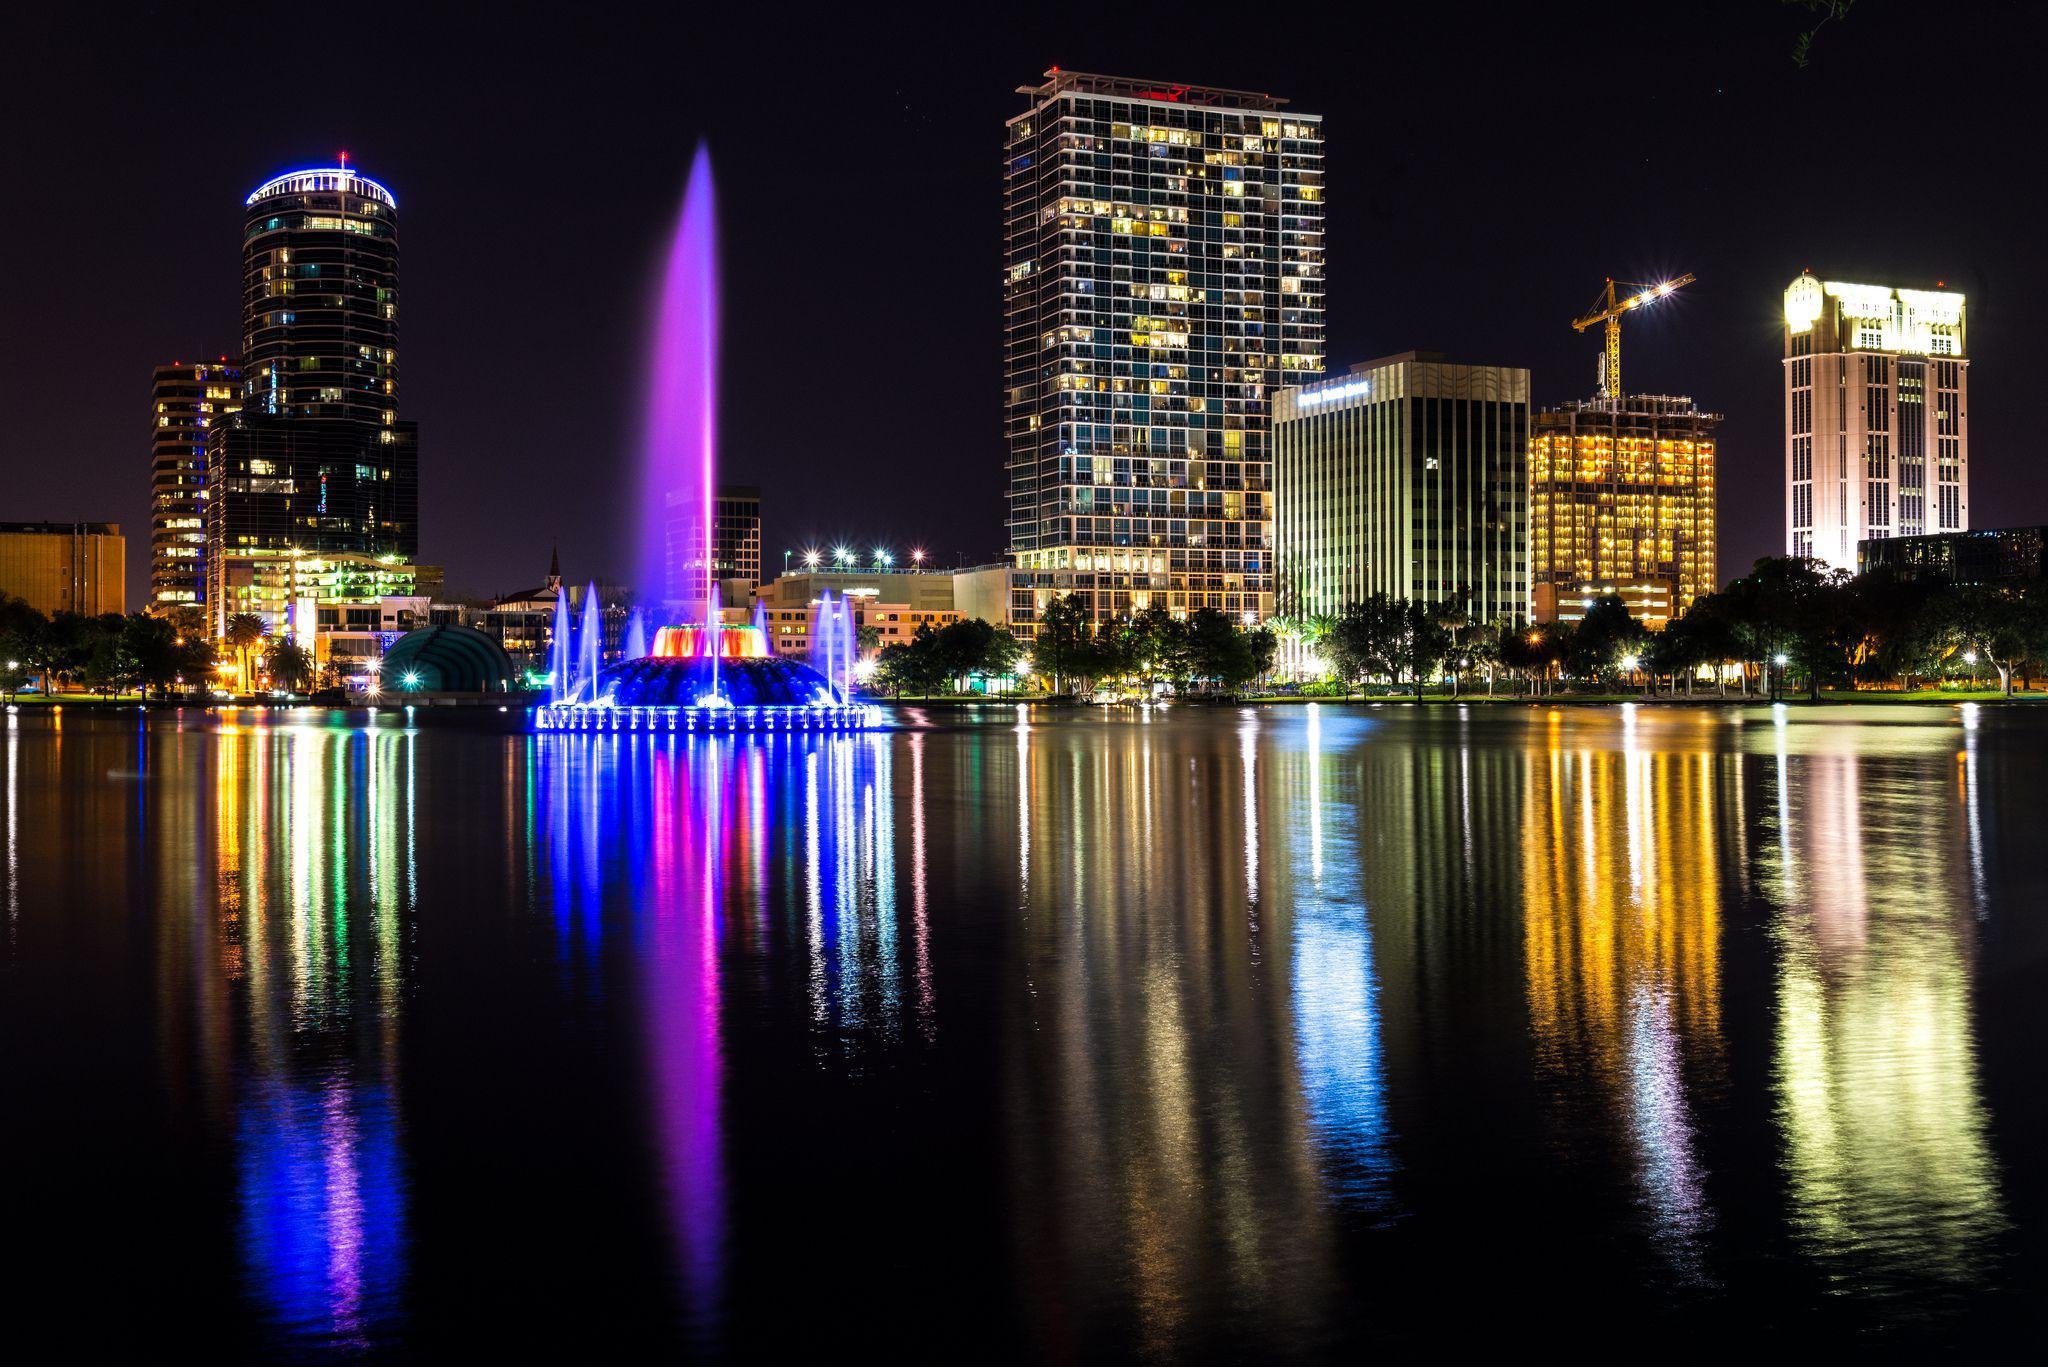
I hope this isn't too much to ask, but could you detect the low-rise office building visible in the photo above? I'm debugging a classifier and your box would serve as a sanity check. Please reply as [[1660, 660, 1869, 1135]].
[[0, 522, 126, 616], [1858, 525, 2047, 584]]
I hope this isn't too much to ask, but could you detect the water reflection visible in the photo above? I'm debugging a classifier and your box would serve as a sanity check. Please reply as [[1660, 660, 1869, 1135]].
[[1006, 713, 1339, 1361], [212, 717, 411, 1352], [1282, 705, 1395, 1209], [1759, 729, 2005, 1298], [0, 702, 2030, 1355], [1521, 714, 1726, 1279]]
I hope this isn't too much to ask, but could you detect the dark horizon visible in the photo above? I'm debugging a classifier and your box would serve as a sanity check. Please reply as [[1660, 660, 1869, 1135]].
[[4, 2, 2044, 609]]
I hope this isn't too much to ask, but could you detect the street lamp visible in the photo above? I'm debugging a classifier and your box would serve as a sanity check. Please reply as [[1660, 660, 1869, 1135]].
[[803, 548, 821, 569], [876, 549, 892, 568], [1772, 651, 1789, 701], [911, 547, 926, 569], [833, 546, 851, 567]]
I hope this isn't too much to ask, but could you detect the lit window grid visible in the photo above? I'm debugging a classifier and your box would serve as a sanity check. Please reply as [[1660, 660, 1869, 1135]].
[[1004, 83, 1323, 622], [149, 362, 244, 612], [1529, 430, 1717, 618]]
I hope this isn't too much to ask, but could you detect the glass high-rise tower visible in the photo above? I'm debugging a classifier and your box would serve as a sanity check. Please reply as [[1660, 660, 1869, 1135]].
[[239, 164, 400, 423], [207, 163, 420, 637], [1004, 70, 1324, 623]]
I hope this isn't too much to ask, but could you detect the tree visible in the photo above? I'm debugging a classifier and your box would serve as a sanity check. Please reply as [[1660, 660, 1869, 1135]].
[[1565, 596, 1649, 687], [121, 614, 183, 700], [930, 618, 1021, 691], [1720, 557, 1854, 700], [224, 612, 265, 691], [1323, 596, 1397, 689], [0, 596, 46, 698], [1946, 582, 2044, 698], [1032, 595, 1093, 695], [1847, 570, 1945, 688], [1183, 607, 1263, 692], [265, 638, 315, 694], [1324, 594, 1449, 699]]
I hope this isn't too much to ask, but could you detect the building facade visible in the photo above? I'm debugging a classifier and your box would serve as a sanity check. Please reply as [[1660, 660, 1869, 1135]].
[[240, 164, 400, 424], [1003, 69, 1324, 623], [0, 522, 126, 616], [149, 361, 242, 613], [1859, 526, 2047, 584], [208, 163, 420, 638], [1274, 353, 1529, 625], [1784, 273, 1967, 571], [1529, 395, 1718, 628], [205, 412, 420, 633], [713, 485, 762, 591]]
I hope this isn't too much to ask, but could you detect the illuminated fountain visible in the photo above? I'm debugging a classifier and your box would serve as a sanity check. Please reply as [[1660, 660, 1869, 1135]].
[[536, 146, 880, 733]]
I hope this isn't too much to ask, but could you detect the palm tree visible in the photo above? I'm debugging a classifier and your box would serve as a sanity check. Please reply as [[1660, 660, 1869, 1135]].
[[264, 638, 315, 695], [223, 613, 264, 692]]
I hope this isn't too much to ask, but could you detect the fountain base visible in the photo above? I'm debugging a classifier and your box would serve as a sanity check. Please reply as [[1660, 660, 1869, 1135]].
[[535, 702, 883, 733], [535, 641, 883, 732]]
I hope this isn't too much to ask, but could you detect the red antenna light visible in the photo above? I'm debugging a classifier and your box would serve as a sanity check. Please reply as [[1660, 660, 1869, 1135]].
[[338, 149, 350, 168]]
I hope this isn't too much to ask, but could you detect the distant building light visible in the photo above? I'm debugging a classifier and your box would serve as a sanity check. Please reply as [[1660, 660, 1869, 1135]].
[[1297, 378, 1371, 407]]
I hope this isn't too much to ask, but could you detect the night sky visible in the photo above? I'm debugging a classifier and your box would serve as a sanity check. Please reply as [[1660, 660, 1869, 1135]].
[[4, 3, 2042, 608]]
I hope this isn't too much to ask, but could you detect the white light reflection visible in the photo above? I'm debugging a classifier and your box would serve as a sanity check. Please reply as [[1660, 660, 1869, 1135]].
[[5, 709, 16, 943], [910, 732, 935, 1040], [1960, 706, 1986, 913], [1239, 710, 1259, 906]]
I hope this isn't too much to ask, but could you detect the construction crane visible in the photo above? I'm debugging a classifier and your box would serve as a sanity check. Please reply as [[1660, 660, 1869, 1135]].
[[1572, 273, 1695, 403]]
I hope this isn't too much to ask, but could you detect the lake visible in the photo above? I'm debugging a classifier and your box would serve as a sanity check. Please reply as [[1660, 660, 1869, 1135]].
[[1, 702, 2041, 1357]]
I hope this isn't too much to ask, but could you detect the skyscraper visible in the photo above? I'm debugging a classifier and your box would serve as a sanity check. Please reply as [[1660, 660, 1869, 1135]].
[[1004, 70, 1324, 623], [1783, 274, 1967, 571], [1529, 395, 1718, 627], [207, 162, 419, 636], [239, 163, 400, 423], [149, 360, 241, 613], [1274, 353, 1529, 627]]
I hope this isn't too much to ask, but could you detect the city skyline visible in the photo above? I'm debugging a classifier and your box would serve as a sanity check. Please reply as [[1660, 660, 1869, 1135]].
[[4, 5, 2041, 610]]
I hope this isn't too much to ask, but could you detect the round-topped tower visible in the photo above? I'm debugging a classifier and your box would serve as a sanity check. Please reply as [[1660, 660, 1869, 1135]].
[[241, 163, 400, 424]]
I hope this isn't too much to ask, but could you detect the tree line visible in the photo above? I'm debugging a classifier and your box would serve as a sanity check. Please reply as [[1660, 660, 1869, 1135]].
[[0, 599, 321, 701], [1028, 599, 1277, 695], [1282, 556, 2048, 699]]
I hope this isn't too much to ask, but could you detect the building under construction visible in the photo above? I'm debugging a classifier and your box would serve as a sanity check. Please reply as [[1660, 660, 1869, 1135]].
[[1528, 395, 1718, 627]]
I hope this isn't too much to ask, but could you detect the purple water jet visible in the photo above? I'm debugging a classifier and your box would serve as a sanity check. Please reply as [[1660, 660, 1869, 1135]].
[[533, 144, 880, 731], [641, 145, 720, 624]]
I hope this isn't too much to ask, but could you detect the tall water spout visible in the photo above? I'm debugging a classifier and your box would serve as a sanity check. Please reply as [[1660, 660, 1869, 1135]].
[[640, 145, 720, 626], [624, 608, 648, 663], [549, 586, 572, 704], [706, 579, 722, 703], [841, 598, 856, 701], [814, 591, 834, 699], [579, 583, 603, 702], [751, 596, 768, 642]]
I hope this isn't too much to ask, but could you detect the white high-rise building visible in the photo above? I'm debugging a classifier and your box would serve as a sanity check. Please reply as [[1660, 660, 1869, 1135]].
[[1783, 274, 1967, 571]]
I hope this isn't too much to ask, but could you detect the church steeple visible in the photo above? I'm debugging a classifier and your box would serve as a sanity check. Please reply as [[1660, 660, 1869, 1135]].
[[546, 545, 562, 592]]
